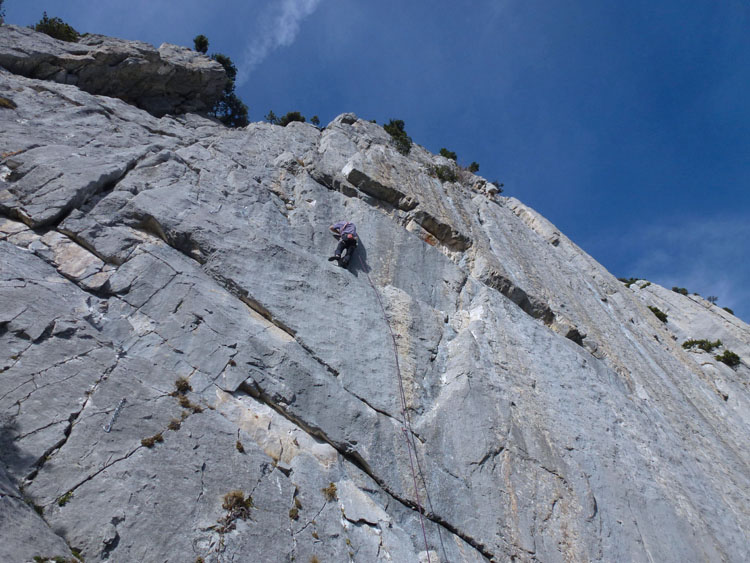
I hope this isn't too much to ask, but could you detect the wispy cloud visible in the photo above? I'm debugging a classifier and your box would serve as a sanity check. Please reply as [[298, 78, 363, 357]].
[[236, 0, 322, 86]]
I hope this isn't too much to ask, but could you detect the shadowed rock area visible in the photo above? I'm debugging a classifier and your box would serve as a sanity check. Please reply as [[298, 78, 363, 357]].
[[0, 25, 226, 117], [1, 26, 749, 563]]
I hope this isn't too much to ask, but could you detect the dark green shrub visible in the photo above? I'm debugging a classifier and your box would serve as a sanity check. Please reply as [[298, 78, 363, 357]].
[[468, 161, 480, 173], [648, 306, 668, 323], [212, 90, 248, 128], [265, 110, 279, 124], [490, 180, 504, 193], [439, 148, 457, 161], [433, 165, 457, 183], [672, 287, 688, 296], [715, 350, 740, 368], [210, 52, 249, 128], [193, 34, 209, 54], [723, 306, 734, 315], [310, 115, 320, 126], [682, 339, 722, 352], [383, 119, 412, 155], [212, 53, 237, 83], [33, 12, 80, 42], [278, 111, 306, 126]]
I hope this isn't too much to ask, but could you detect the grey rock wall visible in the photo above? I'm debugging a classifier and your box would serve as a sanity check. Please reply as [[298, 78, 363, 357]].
[[1, 31, 749, 563], [0, 25, 226, 117]]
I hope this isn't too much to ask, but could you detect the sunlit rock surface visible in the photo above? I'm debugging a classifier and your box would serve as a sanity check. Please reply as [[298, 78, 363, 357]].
[[1, 26, 749, 563]]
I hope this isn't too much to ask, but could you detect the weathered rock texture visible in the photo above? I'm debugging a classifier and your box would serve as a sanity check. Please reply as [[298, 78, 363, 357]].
[[0, 25, 226, 116], [1, 26, 749, 563]]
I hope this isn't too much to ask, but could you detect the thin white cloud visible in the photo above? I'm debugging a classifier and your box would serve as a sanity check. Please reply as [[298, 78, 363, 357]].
[[237, 0, 322, 86]]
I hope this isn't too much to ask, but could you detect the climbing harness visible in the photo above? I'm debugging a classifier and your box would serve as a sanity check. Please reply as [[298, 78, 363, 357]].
[[357, 254, 449, 563], [102, 398, 126, 433]]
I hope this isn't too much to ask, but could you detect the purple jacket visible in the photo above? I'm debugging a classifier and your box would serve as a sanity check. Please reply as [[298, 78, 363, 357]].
[[330, 221, 357, 238]]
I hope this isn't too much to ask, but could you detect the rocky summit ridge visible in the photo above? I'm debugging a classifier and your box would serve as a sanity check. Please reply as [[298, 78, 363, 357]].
[[1, 26, 749, 563]]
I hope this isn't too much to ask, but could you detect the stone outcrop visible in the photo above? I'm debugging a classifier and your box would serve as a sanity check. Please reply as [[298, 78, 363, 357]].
[[1, 28, 749, 563], [0, 25, 226, 116]]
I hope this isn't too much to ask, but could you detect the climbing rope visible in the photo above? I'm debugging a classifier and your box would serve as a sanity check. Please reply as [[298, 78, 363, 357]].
[[356, 253, 449, 563]]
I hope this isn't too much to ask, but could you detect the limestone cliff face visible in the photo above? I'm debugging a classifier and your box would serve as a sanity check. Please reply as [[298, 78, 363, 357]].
[[1, 27, 749, 563]]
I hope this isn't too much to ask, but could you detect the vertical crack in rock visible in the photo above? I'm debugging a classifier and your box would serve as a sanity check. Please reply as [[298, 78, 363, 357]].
[[233, 381, 501, 562]]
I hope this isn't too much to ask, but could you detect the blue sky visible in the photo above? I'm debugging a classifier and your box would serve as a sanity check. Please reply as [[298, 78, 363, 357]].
[[6, 1, 750, 320]]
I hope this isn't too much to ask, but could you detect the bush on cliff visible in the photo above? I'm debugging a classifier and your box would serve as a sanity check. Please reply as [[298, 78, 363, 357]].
[[33, 12, 80, 42], [682, 339, 722, 353], [209, 52, 249, 128], [715, 350, 740, 368], [439, 148, 457, 161], [265, 110, 307, 126], [648, 305, 668, 323], [279, 111, 306, 126], [193, 34, 209, 54], [433, 164, 457, 183], [384, 119, 412, 155]]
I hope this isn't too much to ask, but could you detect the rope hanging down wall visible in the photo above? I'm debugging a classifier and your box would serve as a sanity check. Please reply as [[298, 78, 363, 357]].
[[357, 254, 449, 563]]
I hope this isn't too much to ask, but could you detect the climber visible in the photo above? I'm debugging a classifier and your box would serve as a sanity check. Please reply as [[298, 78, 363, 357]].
[[328, 220, 358, 267]]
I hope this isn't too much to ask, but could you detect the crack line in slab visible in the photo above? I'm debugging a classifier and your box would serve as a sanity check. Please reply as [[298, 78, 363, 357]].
[[24, 352, 119, 484], [233, 380, 501, 562]]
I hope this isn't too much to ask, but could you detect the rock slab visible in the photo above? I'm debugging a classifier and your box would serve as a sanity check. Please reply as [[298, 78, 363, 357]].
[[1, 29, 749, 563]]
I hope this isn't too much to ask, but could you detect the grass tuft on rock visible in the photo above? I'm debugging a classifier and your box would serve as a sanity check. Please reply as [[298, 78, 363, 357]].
[[174, 377, 192, 394], [57, 491, 73, 507], [322, 482, 337, 501], [141, 432, 164, 448], [682, 339, 722, 353], [217, 490, 254, 532]]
